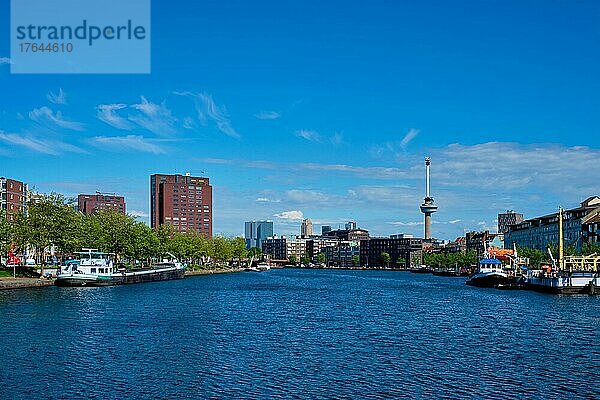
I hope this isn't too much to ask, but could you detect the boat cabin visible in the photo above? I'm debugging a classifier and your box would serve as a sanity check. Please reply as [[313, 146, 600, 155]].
[[60, 250, 114, 276]]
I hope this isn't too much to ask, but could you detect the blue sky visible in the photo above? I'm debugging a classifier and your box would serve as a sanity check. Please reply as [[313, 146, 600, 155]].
[[1, 0, 599, 239]]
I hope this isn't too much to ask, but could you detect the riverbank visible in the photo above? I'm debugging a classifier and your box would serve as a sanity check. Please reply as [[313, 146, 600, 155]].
[[0, 278, 55, 290]]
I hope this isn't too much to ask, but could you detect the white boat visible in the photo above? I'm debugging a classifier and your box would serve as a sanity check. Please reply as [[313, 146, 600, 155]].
[[256, 262, 271, 271], [55, 249, 185, 287], [466, 258, 513, 288]]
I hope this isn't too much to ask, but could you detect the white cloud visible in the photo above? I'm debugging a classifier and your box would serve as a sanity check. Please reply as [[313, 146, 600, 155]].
[[255, 111, 281, 120], [91, 135, 166, 154], [432, 142, 600, 195], [274, 210, 304, 220], [129, 96, 177, 135], [47, 88, 67, 105], [97, 104, 134, 130], [295, 129, 321, 142], [400, 128, 419, 149], [29, 106, 85, 131], [129, 210, 149, 218], [0, 57, 11, 65], [175, 92, 240, 138], [390, 221, 424, 226], [256, 197, 281, 203], [448, 219, 462, 224], [0, 131, 83, 155]]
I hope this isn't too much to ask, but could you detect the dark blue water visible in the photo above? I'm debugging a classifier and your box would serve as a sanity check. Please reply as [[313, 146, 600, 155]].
[[1, 269, 599, 399]]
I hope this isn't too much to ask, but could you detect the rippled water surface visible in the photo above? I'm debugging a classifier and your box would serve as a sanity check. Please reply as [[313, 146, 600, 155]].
[[1, 269, 599, 399]]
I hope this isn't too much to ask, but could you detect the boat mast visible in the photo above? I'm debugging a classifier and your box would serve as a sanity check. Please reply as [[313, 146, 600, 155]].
[[558, 207, 564, 271]]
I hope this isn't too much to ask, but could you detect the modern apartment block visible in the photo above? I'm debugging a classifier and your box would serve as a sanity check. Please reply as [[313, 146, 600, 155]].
[[245, 220, 274, 249], [360, 237, 423, 269], [0, 177, 27, 220], [150, 173, 213, 236], [504, 196, 600, 251], [262, 236, 288, 260], [497, 210, 524, 233], [78, 193, 126, 215]]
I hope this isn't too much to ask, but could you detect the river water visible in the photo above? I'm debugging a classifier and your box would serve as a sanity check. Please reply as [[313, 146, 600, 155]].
[[1, 268, 599, 399]]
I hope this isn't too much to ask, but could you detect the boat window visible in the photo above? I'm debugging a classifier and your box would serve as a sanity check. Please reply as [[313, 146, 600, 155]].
[[91, 268, 96, 273]]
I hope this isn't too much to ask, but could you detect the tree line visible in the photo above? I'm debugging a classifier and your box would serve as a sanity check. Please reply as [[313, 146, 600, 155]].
[[0, 193, 246, 269]]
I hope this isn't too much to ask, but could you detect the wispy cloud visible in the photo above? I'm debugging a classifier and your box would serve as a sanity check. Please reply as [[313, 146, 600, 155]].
[[295, 129, 321, 142], [331, 131, 344, 145], [256, 197, 281, 203], [198, 157, 409, 180], [274, 210, 304, 220], [129, 96, 177, 135], [0, 131, 84, 155], [29, 106, 85, 131], [448, 219, 462, 224], [47, 88, 67, 105], [389, 221, 424, 226], [96, 104, 134, 130], [400, 128, 419, 149], [175, 92, 240, 138], [91, 135, 166, 154], [255, 111, 281, 120], [431, 142, 600, 194], [0, 57, 11, 65]]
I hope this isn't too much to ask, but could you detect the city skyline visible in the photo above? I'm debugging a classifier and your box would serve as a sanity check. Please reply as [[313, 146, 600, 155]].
[[1, 1, 600, 239]]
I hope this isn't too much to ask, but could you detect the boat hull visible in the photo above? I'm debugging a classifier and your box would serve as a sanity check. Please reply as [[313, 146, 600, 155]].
[[524, 275, 599, 295], [466, 272, 513, 288], [55, 268, 185, 287]]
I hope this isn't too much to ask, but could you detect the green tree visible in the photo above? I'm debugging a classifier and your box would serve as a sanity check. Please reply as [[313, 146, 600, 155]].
[[20, 193, 77, 274], [300, 252, 311, 265], [231, 237, 247, 261], [289, 254, 297, 264], [0, 211, 12, 254], [380, 252, 391, 268], [317, 253, 326, 265], [352, 254, 360, 266], [248, 247, 262, 258], [395, 257, 406, 268]]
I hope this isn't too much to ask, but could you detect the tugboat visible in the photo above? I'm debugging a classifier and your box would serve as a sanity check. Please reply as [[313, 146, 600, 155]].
[[466, 257, 513, 288], [55, 249, 185, 287]]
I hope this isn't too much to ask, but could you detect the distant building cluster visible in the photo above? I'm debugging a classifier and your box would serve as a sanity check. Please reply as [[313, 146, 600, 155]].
[[250, 218, 425, 269], [1, 172, 214, 238], [504, 196, 600, 251]]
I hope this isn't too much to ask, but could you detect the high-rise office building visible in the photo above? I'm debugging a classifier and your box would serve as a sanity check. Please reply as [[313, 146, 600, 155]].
[[321, 225, 332, 235], [0, 177, 27, 220], [150, 173, 213, 236], [245, 220, 274, 249], [301, 218, 313, 237], [497, 210, 524, 233], [345, 221, 357, 230], [78, 193, 126, 215]]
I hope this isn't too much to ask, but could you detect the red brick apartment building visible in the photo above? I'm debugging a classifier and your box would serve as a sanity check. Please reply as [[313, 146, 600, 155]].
[[0, 177, 27, 220], [150, 173, 213, 236], [78, 193, 126, 215]]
